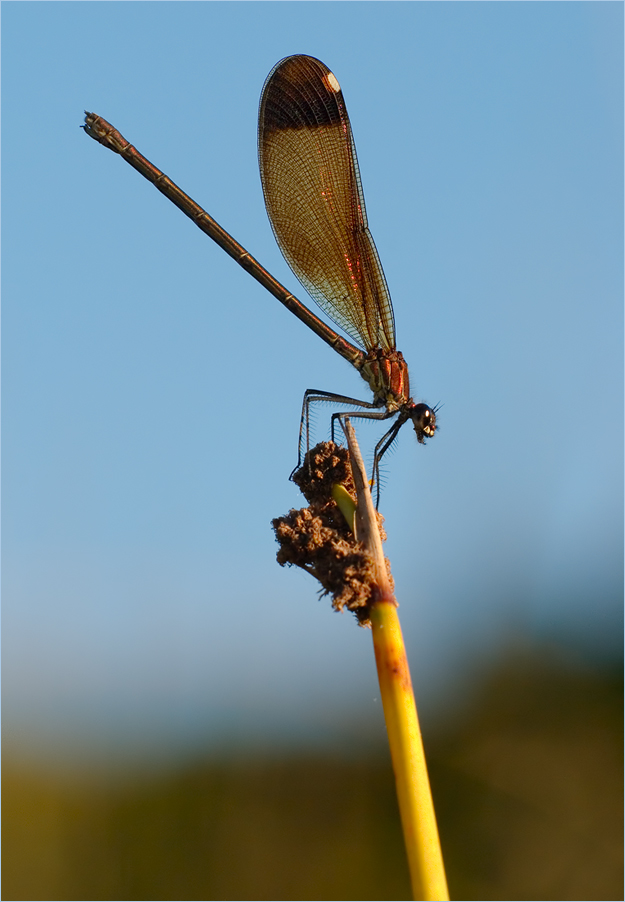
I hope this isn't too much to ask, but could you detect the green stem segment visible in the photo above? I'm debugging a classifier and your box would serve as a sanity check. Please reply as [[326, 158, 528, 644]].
[[340, 420, 449, 901]]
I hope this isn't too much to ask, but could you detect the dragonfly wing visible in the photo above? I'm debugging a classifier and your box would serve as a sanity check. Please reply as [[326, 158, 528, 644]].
[[258, 55, 396, 351]]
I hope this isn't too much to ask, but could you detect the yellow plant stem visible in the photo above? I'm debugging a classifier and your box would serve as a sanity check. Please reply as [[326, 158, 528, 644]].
[[340, 419, 449, 901], [370, 599, 449, 901]]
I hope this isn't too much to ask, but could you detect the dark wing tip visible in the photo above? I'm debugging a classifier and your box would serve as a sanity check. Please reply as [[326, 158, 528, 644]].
[[260, 55, 345, 134]]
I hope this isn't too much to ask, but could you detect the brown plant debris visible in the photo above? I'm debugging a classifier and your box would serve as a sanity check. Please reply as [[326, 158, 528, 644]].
[[272, 442, 391, 627]]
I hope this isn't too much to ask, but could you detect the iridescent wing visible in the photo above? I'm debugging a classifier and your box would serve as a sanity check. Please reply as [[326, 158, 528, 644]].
[[258, 55, 396, 351]]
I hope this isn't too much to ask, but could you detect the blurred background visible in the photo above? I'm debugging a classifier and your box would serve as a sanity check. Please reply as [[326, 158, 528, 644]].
[[2, 3, 622, 900]]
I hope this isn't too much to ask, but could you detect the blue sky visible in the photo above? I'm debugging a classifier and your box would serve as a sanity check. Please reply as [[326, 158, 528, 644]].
[[3, 2, 622, 765]]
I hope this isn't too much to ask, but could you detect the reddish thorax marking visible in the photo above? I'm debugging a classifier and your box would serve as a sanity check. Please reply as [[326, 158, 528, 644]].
[[359, 349, 412, 412]]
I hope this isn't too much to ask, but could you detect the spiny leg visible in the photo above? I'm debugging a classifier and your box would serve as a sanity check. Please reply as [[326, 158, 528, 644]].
[[330, 408, 403, 507], [296, 388, 382, 467], [330, 406, 397, 442], [370, 415, 409, 507]]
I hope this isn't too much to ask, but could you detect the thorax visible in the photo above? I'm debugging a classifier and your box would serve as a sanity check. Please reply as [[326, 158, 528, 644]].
[[359, 348, 411, 412]]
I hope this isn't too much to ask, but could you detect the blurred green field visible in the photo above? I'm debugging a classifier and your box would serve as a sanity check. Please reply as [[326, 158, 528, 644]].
[[3, 651, 622, 901]]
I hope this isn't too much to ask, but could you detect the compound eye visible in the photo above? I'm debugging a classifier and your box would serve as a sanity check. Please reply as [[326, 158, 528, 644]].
[[412, 404, 436, 442]]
